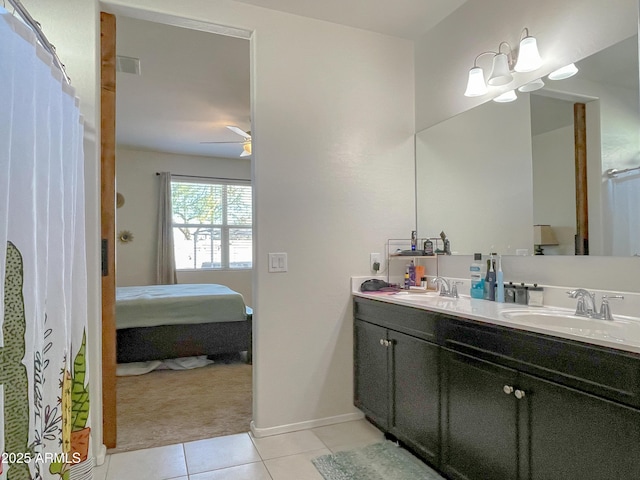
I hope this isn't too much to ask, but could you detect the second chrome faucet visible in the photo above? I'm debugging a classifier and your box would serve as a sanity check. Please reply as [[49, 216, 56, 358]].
[[567, 289, 624, 321]]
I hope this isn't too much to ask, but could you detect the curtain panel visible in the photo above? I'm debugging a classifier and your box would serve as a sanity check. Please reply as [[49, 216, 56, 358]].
[[156, 172, 177, 285]]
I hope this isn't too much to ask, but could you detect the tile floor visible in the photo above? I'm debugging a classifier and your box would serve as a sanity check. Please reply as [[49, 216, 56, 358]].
[[94, 419, 385, 480]]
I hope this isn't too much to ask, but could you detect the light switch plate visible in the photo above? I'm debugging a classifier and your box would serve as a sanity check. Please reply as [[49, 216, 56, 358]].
[[268, 252, 288, 272]]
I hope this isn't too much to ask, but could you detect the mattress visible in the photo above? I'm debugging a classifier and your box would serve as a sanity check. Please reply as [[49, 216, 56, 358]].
[[116, 284, 247, 329]]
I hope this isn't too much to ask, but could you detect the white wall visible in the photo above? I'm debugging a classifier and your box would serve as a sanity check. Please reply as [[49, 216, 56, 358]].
[[416, 98, 533, 255], [415, 0, 638, 131], [532, 125, 576, 255], [24, 0, 416, 450], [115, 147, 253, 303]]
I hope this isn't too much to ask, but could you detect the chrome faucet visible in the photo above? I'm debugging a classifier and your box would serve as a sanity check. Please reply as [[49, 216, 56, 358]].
[[567, 289, 597, 317], [567, 289, 624, 320], [433, 277, 459, 298]]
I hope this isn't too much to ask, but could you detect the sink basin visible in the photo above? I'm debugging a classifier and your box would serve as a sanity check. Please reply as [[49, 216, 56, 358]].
[[501, 309, 640, 345], [391, 291, 441, 300], [502, 310, 605, 329]]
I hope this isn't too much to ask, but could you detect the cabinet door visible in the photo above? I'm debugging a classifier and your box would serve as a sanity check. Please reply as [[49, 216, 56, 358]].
[[441, 349, 520, 480], [354, 319, 389, 429], [389, 330, 440, 466], [521, 372, 640, 480]]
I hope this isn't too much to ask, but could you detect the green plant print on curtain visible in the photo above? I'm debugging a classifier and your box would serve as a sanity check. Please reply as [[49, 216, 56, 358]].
[[2, 242, 32, 480]]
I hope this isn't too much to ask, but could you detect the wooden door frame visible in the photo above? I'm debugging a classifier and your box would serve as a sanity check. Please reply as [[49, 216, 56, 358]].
[[100, 11, 117, 448], [574, 103, 588, 255]]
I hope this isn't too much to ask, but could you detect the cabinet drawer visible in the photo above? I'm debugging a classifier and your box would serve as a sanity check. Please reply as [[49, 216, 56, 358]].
[[442, 316, 640, 408], [354, 298, 437, 342]]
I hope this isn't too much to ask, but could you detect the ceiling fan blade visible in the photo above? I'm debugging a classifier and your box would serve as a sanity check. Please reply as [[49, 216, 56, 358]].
[[226, 125, 251, 139]]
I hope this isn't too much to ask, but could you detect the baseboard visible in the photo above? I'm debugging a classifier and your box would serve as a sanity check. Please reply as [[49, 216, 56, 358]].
[[250, 411, 364, 438], [93, 444, 107, 466]]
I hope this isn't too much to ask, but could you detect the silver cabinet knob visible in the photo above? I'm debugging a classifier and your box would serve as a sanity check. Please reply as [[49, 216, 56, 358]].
[[515, 389, 526, 399], [503, 385, 514, 395], [380, 338, 385, 346], [383, 340, 390, 347]]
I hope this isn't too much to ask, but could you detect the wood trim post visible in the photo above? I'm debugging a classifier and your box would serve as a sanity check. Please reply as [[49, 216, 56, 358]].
[[100, 11, 117, 448], [574, 103, 588, 255]]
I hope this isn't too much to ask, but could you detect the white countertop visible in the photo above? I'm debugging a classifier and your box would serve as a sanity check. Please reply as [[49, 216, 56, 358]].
[[353, 288, 640, 355]]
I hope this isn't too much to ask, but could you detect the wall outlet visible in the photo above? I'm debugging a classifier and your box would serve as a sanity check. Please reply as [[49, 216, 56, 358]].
[[370, 253, 382, 273]]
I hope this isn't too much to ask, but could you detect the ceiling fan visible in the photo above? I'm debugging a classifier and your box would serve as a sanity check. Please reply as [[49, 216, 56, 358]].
[[201, 125, 252, 157]]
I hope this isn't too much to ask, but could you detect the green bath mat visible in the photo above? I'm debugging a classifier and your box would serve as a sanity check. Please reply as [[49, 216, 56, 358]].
[[312, 441, 445, 480]]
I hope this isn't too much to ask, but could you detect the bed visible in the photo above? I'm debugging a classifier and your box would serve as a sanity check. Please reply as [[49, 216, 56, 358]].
[[115, 284, 252, 364]]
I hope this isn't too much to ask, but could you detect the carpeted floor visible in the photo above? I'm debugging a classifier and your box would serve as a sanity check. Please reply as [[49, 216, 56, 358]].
[[313, 441, 445, 480], [111, 353, 252, 453]]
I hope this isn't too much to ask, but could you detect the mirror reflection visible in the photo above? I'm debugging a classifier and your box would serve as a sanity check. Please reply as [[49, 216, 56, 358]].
[[416, 34, 640, 256]]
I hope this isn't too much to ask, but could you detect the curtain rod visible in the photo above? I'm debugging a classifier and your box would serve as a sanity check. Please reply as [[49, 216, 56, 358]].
[[6, 0, 71, 84], [606, 165, 640, 177], [156, 172, 250, 182]]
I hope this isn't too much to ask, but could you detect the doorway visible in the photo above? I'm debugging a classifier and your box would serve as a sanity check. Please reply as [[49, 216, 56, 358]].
[[100, 9, 254, 450]]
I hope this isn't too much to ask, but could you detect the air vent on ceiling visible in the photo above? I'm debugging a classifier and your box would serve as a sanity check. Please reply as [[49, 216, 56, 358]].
[[116, 55, 141, 75]]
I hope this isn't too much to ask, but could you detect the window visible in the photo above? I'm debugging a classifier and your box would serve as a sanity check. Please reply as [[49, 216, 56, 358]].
[[171, 178, 252, 270]]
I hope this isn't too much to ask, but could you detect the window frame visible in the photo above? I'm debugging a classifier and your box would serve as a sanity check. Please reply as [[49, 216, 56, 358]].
[[170, 175, 252, 271]]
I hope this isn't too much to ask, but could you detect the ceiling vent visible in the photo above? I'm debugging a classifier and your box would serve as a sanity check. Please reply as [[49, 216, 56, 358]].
[[116, 55, 141, 75]]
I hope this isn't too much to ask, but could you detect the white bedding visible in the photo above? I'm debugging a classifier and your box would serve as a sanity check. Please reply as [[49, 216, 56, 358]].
[[115, 283, 247, 329]]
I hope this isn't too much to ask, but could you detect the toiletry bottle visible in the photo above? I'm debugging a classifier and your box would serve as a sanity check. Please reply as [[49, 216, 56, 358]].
[[404, 266, 411, 290], [483, 255, 496, 301], [421, 276, 427, 289], [444, 239, 451, 255], [411, 231, 417, 251], [496, 255, 505, 302], [505, 282, 516, 303], [423, 238, 434, 256], [415, 265, 425, 285], [470, 253, 484, 299], [409, 260, 416, 287]]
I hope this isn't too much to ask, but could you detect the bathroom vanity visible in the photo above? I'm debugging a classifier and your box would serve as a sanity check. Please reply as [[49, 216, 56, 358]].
[[353, 292, 640, 480]]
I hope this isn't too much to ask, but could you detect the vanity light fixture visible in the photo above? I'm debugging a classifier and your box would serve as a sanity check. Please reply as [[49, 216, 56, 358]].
[[464, 28, 543, 98], [493, 90, 518, 103], [548, 63, 578, 80], [514, 29, 543, 72], [464, 65, 490, 97], [488, 45, 514, 86], [518, 78, 545, 92]]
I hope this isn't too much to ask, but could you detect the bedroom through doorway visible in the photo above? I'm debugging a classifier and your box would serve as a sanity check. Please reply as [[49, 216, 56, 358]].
[[102, 9, 253, 453]]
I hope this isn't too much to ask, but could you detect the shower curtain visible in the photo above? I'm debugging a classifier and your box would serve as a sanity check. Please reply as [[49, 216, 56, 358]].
[[608, 171, 640, 256], [0, 7, 92, 480]]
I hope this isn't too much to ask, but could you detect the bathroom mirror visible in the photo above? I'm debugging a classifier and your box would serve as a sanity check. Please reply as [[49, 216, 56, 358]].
[[416, 33, 640, 256]]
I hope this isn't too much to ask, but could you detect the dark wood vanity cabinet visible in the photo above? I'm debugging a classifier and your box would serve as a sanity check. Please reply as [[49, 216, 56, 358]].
[[522, 372, 640, 480], [353, 299, 440, 465], [441, 349, 520, 480], [354, 297, 640, 480], [353, 319, 389, 429]]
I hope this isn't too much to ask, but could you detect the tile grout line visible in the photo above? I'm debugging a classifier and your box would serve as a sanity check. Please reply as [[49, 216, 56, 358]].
[[182, 442, 189, 478]]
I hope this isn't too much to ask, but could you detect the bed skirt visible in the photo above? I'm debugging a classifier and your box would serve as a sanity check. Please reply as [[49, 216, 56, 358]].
[[116, 317, 252, 364]]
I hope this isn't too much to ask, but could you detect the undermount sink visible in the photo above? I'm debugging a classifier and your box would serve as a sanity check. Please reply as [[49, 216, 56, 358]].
[[502, 310, 606, 329], [392, 291, 441, 300], [501, 309, 640, 345]]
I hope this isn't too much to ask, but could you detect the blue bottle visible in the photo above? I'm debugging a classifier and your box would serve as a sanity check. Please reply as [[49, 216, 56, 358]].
[[496, 255, 505, 302]]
